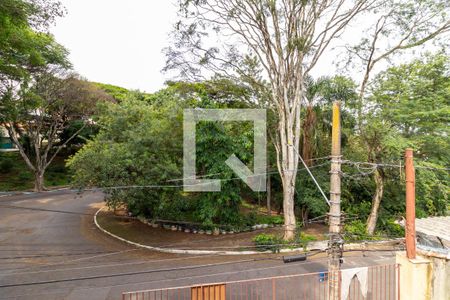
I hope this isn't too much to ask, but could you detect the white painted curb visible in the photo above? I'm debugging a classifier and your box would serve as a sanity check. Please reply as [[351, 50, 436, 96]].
[[94, 207, 314, 255], [94, 207, 402, 256]]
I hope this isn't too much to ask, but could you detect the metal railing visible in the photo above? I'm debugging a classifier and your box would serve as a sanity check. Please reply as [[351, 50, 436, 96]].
[[122, 264, 399, 300]]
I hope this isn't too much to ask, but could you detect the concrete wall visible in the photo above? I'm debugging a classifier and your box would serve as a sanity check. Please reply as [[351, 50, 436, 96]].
[[396, 252, 432, 300], [427, 255, 449, 300], [396, 251, 449, 300]]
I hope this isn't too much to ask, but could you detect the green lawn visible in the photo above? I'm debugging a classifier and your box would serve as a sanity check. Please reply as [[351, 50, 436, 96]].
[[0, 152, 71, 191]]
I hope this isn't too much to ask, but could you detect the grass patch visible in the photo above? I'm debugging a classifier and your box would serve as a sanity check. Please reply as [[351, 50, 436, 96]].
[[253, 231, 319, 253], [252, 233, 284, 252], [0, 152, 70, 191]]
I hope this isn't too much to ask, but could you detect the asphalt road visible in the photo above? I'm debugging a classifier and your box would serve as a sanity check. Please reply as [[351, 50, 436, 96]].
[[0, 190, 396, 300]]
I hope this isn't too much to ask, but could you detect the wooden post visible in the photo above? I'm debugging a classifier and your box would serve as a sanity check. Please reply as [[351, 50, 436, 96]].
[[405, 148, 416, 259], [328, 101, 342, 300]]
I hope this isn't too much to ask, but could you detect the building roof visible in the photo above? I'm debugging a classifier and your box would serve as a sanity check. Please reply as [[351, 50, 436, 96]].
[[416, 216, 450, 242]]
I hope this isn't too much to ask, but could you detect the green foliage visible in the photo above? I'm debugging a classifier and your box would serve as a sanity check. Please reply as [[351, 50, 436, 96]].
[[0, 154, 14, 172], [252, 233, 284, 252], [344, 220, 371, 241], [68, 84, 256, 226], [93, 82, 153, 102], [344, 218, 405, 241], [0, 0, 69, 81], [252, 231, 317, 252], [57, 120, 99, 155], [296, 232, 318, 249], [0, 153, 69, 191], [372, 53, 449, 151], [298, 232, 317, 242], [255, 214, 284, 225], [370, 53, 449, 217], [379, 219, 405, 237], [68, 55, 448, 237], [68, 92, 184, 215]]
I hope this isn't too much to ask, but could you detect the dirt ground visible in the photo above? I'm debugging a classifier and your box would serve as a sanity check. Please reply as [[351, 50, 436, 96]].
[[97, 210, 328, 251]]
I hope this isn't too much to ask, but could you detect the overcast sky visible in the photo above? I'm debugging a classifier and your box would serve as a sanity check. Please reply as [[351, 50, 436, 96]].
[[51, 1, 351, 93], [51, 0, 178, 93], [50, 1, 441, 94]]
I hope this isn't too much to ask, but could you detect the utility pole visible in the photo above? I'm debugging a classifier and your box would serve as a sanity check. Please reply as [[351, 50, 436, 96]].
[[328, 101, 343, 300], [405, 148, 416, 259]]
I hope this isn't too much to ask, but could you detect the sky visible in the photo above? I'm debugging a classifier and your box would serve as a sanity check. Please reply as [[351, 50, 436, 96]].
[[50, 1, 440, 94], [50, 1, 348, 93], [51, 1, 178, 93]]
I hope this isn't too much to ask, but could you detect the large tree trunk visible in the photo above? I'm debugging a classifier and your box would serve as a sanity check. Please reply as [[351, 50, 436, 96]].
[[366, 168, 384, 235], [275, 75, 302, 241], [34, 170, 45, 192], [279, 121, 299, 240], [282, 171, 296, 240]]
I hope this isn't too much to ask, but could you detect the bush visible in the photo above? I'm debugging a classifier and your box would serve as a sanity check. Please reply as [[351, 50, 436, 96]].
[[255, 214, 284, 225], [380, 218, 405, 237], [48, 164, 66, 173], [252, 233, 284, 253], [344, 220, 370, 241], [0, 157, 14, 173], [299, 232, 317, 248]]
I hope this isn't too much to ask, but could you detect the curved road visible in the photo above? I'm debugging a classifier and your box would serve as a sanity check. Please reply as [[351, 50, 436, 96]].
[[0, 190, 395, 299]]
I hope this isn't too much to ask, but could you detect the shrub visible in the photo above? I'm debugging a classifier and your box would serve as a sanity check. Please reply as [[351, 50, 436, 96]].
[[0, 156, 14, 173], [344, 220, 370, 241], [380, 218, 405, 237], [255, 214, 284, 225], [298, 232, 317, 242], [252, 233, 284, 253], [48, 164, 66, 173], [244, 211, 258, 226]]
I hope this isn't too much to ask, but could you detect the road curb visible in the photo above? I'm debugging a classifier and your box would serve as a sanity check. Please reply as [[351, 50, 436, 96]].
[[0, 187, 73, 198], [93, 207, 320, 255], [94, 207, 403, 256]]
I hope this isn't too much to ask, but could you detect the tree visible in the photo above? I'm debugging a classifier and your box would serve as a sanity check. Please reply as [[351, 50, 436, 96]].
[[166, 0, 380, 240], [166, 0, 449, 239], [69, 88, 256, 226], [302, 76, 358, 164], [370, 53, 449, 220], [351, 53, 449, 234], [360, 118, 407, 235], [294, 75, 358, 224], [2, 70, 113, 191], [68, 93, 185, 215], [0, 0, 68, 89], [0, 0, 70, 191], [338, 0, 449, 235], [344, 0, 449, 118]]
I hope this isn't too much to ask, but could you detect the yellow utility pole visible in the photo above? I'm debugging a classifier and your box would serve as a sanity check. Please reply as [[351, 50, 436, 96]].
[[328, 101, 343, 300]]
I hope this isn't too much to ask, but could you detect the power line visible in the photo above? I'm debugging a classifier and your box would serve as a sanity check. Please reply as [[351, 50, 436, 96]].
[[292, 146, 330, 206], [0, 248, 399, 289], [341, 160, 450, 171], [0, 250, 117, 260], [0, 252, 397, 299], [72, 162, 331, 192], [0, 257, 279, 288], [166, 156, 332, 183], [0, 156, 332, 195], [1, 253, 234, 276]]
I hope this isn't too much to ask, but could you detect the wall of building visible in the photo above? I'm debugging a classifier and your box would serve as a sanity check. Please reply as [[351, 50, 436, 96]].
[[427, 255, 449, 300], [396, 252, 432, 300], [396, 251, 449, 300]]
